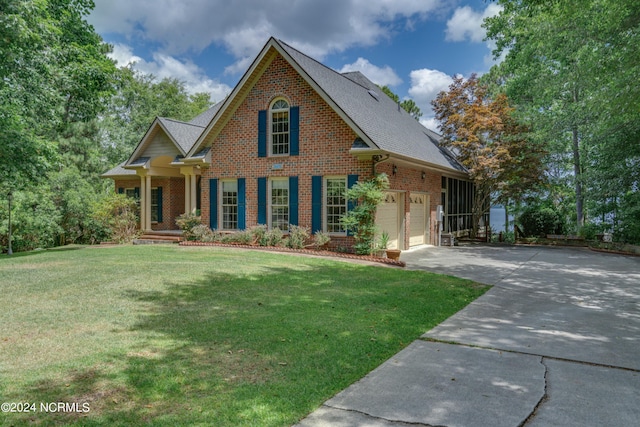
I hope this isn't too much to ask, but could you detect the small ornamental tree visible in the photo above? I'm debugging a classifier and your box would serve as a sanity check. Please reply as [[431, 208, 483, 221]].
[[432, 74, 545, 237], [340, 173, 389, 255]]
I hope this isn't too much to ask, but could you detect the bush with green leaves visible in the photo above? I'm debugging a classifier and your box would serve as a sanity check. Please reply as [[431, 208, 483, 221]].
[[340, 173, 389, 255], [312, 231, 331, 249], [286, 225, 310, 249], [518, 204, 564, 237], [175, 213, 202, 241], [91, 193, 139, 244], [0, 191, 63, 252]]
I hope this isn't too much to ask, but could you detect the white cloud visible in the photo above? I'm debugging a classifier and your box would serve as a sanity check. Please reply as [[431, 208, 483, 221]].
[[407, 68, 454, 132], [445, 3, 502, 43], [109, 43, 232, 102], [420, 116, 441, 133], [90, 0, 444, 71], [338, 58, 402, 87], [408, 68, 453, 109]]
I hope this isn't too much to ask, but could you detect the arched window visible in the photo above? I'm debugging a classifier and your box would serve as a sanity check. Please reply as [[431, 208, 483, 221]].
[[270, 99, 289, 155]]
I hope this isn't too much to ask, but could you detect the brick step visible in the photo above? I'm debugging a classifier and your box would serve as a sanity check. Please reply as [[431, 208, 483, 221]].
[[133, 231, 183, 245]]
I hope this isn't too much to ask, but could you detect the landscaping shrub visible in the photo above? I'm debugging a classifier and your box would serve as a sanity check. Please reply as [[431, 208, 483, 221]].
[[286, 225, 310, 249], [518, 205, 563, 237], [312, 231, 331, 249], [92, 193, 139, 244], [191, 224, 220, 242], [176, 212, 202, 241]]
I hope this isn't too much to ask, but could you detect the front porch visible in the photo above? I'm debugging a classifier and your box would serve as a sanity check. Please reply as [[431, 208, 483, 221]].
[[111, 156, 202, 232]]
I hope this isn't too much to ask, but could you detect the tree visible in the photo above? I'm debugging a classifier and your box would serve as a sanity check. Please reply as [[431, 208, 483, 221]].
[[484, 0, 640, 238], [0, 0, 117, 188], [432, 74, 545, 236], [99, 67, 212, 166], [379, 86, 422, 120], [340, 174, 389, 255]]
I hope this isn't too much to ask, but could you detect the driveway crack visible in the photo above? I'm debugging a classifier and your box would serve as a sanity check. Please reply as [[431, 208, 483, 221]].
[[519, 357, 549, 426], [321, 404, 447, 427]]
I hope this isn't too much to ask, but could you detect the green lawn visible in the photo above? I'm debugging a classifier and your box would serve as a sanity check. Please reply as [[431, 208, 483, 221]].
[[0, 245, 487, 426]]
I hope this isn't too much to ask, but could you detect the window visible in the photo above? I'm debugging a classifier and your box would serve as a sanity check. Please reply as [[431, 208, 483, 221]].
[[151, 188, 159, 223], [270, 179, 289, 230], [325, 177, 347, 233], [270, 99, 289, 155], [221, 180, 238, 230]]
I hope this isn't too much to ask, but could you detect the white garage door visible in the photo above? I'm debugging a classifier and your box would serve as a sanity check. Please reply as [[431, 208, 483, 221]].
[[376, 192, 400, 249], [410, 193, 429, 246]]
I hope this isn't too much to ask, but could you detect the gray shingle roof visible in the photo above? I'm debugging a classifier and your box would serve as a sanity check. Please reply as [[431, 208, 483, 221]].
[[189, 103, 223, 127], [158, 118, 205, 154], [101, 162, 137, 178], [277, 40, 466, 173]]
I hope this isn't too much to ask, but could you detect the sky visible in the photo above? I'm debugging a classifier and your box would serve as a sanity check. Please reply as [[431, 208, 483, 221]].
[[87, 0, 503, 131]]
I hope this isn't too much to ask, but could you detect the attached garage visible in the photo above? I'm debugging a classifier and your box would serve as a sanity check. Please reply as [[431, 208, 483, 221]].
[[376, 191, 403, 250], [409, 193, 429, 247]]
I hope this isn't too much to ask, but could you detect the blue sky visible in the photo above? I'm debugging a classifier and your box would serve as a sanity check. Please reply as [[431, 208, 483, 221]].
[[87, 0, 502, 130]]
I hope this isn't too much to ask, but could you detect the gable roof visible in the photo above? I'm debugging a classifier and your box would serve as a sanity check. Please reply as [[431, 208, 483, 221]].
[[123, 102, 223, 167], [186, 37, 465, 175]]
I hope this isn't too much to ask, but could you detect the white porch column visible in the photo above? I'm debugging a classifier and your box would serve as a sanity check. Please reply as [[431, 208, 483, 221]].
[[190, 174, 197, 214], [181, 166, 201, 215], [144, 174, 152, 231], [139, 174, 147, 231], [184, 173, 191, 214]]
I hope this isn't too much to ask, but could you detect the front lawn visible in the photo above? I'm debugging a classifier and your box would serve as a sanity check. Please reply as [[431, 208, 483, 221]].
[[0, 245, 487, 426]]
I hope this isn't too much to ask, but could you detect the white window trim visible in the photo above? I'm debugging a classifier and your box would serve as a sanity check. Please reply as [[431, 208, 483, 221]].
[[269, 98, 290, 157], [268, 177, 289, 231], [220, 179, 239, 231], [323, 176, 348, 236]]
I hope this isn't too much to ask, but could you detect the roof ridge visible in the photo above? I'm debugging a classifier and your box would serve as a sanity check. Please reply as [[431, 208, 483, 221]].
[[276, 39, 374, 91], [159, 117, 206, 128]]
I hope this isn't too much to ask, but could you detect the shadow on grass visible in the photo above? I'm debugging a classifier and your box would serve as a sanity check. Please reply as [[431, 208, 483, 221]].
[[4, 262, 485, 426], [0, 245, 87, 261]]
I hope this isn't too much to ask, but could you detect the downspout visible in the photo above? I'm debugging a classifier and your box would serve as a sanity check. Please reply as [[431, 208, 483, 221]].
[[372, 154, 391, 176]]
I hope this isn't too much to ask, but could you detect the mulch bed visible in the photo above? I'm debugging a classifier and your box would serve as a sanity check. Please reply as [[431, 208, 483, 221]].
[[179, 241, 406, 267]]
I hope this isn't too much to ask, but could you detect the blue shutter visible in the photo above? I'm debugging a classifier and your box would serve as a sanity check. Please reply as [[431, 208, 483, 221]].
[[209, 179, 218, 229], [311, 176, 322, 233], [290, 106, 299, 156], [237, 178, 246, 230], [289, 176, 298, 226], [257, 177, 267, 225], [157, 187, 163, 223], [347, 175, 358, 236], [117, 187, 124, 194], [258, 110, 267, 157]]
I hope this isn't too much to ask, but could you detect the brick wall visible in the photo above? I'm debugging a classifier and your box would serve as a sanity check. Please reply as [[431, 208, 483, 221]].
[[200, 54, 371, 238]]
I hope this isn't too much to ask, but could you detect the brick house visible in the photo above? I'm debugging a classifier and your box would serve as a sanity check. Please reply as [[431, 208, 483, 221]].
[[103, 37, 475, 249]]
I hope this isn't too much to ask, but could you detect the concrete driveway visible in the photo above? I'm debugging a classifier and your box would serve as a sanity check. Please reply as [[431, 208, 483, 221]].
[[297, 245, 640, 426]]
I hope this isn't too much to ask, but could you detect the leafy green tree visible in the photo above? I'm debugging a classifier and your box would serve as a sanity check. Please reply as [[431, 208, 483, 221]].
[[484, 0, 639, 239], [99, 67, 212, 166], [340, 174, 389, 255], [0, 0, 117, 189]]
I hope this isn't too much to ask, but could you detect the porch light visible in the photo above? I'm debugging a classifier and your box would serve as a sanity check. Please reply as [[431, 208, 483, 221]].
[[392, 165, 397, 175], [422, 171, 426, 180]]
